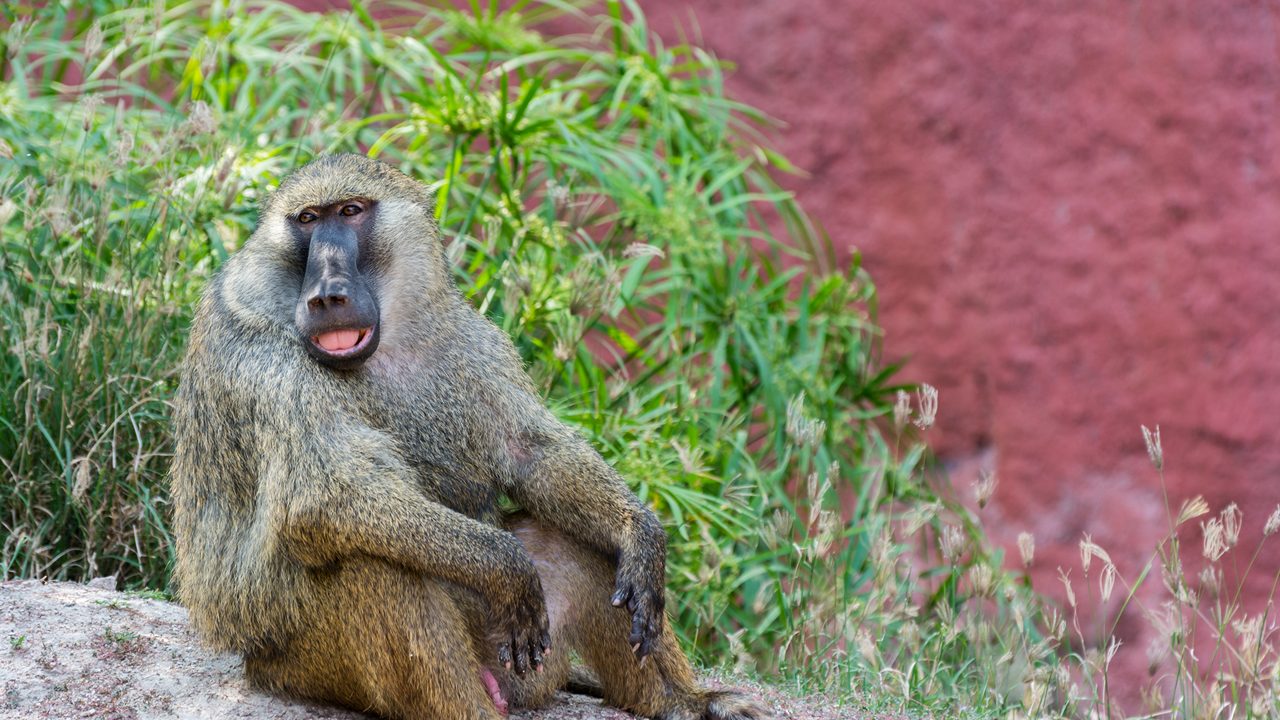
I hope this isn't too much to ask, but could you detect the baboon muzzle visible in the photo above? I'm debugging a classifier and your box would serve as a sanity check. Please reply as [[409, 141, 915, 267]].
[[295, 219, 381, 370]]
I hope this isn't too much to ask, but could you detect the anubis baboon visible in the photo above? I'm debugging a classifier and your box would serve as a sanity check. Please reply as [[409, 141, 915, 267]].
[[170, 154, 768, 720]]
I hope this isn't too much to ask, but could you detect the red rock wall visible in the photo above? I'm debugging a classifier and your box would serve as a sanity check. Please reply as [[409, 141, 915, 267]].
[[640, 0, 1280, 695]]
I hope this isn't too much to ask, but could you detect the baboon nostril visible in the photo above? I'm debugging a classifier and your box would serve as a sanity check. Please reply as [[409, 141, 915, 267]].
[[307, 294, 348, 311]]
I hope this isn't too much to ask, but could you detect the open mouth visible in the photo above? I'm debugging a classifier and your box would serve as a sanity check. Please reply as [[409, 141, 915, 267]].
[[311, 326, 375, 358]]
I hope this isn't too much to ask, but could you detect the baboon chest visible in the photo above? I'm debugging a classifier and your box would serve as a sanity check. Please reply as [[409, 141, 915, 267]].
[[361, 369, 504, 521]]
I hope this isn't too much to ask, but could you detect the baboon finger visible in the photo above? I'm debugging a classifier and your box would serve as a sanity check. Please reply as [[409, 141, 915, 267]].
[[629, 612, 646, 649], [514, 644, 525, 673], [513, 631, 531, 674], [638, 625, 658, 659]]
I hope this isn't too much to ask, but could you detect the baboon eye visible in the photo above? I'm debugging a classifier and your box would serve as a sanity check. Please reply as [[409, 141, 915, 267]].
[[340, 204, 362, 217], [297, 211, 317, 224]]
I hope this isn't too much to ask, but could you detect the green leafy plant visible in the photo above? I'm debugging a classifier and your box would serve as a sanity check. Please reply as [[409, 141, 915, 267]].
[[1, 1, 1055, 715]]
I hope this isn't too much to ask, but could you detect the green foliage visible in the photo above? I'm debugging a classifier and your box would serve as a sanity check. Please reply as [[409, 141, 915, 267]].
[[0, 1, 1042, 714]]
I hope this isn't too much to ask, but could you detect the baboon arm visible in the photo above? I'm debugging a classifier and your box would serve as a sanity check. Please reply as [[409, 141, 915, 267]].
[[509, 434, 664, 561], [505, 416, 667, 658], [281, 478, 534, 591], [266, 421, 537, 596]]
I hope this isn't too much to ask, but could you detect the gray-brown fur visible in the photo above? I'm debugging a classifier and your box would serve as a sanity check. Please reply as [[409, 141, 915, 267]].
[[170, 154, 768, 720]]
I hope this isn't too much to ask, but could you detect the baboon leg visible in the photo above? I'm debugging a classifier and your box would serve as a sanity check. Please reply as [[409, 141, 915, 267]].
[[505, 518, 768, 720], [245, 561, 503, 720], [478, 519, 574, 710]]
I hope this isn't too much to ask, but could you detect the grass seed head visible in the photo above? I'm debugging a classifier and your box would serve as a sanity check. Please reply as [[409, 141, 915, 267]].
[[1201, 517, 1227, 561], [1079, 533, 1110, 573], [855, 627, 877, 665], [622, 242, 664, 259], [80, 94, 103, 132], [913, 384, 938, 429], [899, 620, 921, 650], [811, 509, 838, 559], [763, 509, 789, 551], [785, 392, 826, 448], [892, 390, 910, 430], [1146, 634, 1168, 676], [111, 131, 135, 165], [968, 563, 995, 598], [1232, 615, 1264, 673], [1104, 636, 1122, 670], [83, 21, 103, 62], [1044, 607, 1065, 642], [1220, 502, 1242, 548], [1198, 566, 1221, 599], [1017, 531, 1035, 567], [972, 469, 998, 509], [183, 100, 216, 136], [939, 524, 966, 564], [1141, 424, 1163, 470], [1100, 562, 1116, 602], [871, 529, 896, 584], [1058, 567, 1076, 608], [1265, 505, 1280, 537], [1177, 495, 1210, 527]]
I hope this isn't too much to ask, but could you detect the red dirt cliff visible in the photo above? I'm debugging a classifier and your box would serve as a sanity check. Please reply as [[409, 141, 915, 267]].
[[640, 0, 1280, 699]]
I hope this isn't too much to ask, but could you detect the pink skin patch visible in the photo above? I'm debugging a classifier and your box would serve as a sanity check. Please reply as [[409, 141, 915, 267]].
[[480, 667, 508, 716], [314, 328, 366, 352]]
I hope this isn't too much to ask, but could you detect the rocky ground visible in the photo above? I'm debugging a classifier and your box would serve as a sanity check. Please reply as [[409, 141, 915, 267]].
[[0, 580, 874, 720]]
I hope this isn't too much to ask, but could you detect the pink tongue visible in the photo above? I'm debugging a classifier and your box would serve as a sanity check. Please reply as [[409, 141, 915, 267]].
[[316, 329, 361, 352]]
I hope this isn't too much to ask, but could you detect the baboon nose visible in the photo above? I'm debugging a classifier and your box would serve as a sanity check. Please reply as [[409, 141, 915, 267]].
[[306, 285, 350, 312]]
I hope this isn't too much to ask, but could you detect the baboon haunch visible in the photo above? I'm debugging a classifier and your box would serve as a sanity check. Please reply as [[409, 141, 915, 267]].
[[170, 154, 768, 720]]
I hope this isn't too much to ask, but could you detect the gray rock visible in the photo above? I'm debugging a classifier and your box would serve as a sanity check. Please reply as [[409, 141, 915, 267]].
[[0, 580, 858, 720]]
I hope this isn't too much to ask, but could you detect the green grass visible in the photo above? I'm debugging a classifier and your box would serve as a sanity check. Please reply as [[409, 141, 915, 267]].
[[14, 2, 1275, 718]]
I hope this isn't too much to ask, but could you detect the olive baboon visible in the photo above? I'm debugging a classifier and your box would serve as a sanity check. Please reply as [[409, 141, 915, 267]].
[[170, 154, 768, 720]]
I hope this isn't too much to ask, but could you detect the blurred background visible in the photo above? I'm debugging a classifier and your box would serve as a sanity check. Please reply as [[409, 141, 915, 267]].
[[635, 0, 1280, 695]]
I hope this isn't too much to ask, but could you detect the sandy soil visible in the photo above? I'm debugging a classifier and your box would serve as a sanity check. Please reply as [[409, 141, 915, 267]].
[[0, 579, 870, 720]]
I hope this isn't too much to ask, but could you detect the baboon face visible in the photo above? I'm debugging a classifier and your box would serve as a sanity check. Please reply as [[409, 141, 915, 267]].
[[290, 197, 382, 370]]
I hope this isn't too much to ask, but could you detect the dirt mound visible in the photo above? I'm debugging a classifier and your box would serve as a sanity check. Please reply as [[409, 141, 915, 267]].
[[0, 580, 859, 720]]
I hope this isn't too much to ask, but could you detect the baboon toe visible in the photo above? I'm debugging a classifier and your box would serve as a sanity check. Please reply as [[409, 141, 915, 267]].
[[703, 690, 772, 720]]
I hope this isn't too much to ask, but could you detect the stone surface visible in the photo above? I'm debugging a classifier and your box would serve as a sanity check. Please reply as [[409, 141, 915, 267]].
[[636, 0, 1280, 703], [0, 580, 857, 720]]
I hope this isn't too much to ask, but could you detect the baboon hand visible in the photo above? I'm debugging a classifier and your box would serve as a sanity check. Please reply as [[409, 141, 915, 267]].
[[491, 576, 551, 675], [610, 558, 664, 662]]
